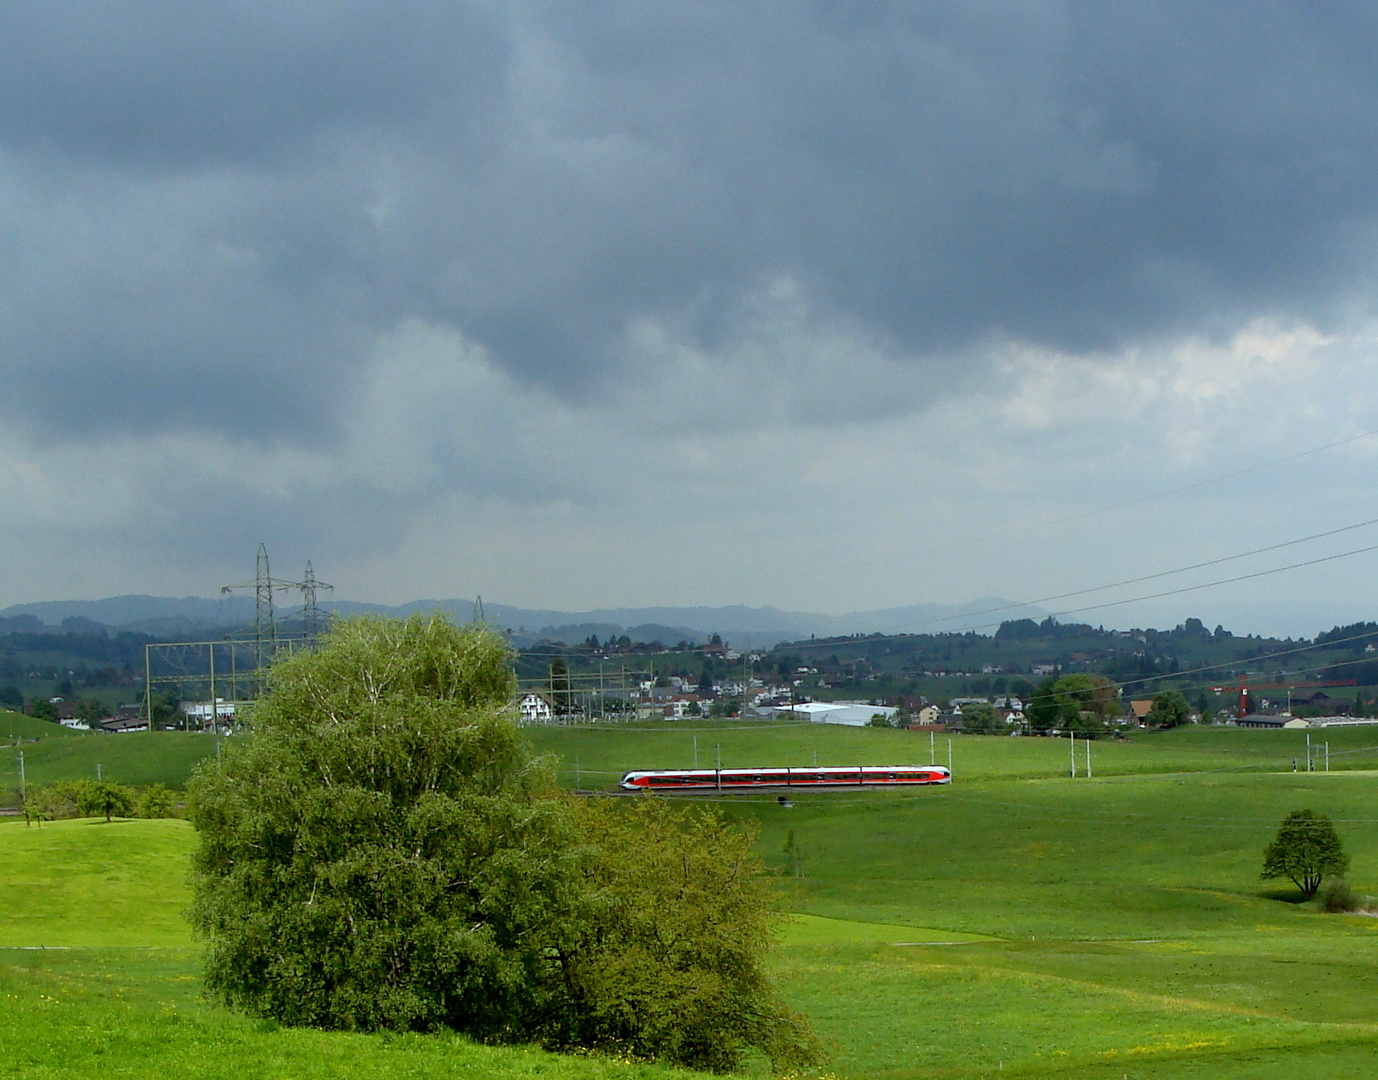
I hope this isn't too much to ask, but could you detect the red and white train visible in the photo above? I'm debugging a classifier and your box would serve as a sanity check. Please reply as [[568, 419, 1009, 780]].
[[619, 764, 951, 791]]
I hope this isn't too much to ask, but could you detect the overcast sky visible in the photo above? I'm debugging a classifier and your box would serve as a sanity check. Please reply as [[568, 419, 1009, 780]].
[[5, 1, 1378, 637]]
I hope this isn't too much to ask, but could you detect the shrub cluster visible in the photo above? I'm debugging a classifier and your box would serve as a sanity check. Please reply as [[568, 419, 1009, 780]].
[[187, 615, 823, 1074], [22, 779, 180, 823]]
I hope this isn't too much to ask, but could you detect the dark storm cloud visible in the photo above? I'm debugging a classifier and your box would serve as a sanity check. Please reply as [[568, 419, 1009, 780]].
[[3, 1, 1378, 441], [0, 1, 506, 168]]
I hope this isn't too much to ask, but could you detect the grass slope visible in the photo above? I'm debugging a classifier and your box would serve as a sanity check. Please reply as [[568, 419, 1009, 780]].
[[739, 770, 1378, 1077], [0, 949, 702, 1080], [1, 709, 82, 742], [0, 731, 220, 801], [0, 818, 194, 947], [8, 730, 1378, 1078], [0, 821, 704, 1080]]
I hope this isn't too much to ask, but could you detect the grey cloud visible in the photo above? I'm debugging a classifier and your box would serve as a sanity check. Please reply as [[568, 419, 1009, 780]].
[[3, 0, 1378, 449], [0, 1, 506, 169]]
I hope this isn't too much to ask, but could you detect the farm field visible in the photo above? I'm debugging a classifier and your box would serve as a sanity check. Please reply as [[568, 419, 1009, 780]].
[[525, 719, 1378, 788], [4, 724, 1378, 1077], [1, 708, 82, 743], [7, 715, 1378, 803], [0, 725, 220, 800]]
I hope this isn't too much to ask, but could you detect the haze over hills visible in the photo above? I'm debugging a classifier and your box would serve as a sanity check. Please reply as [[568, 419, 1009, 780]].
[[0, 595, 1050, 648]]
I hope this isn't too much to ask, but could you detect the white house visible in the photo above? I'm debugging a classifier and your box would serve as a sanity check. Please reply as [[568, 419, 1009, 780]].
[[518, 692, 556, 724]]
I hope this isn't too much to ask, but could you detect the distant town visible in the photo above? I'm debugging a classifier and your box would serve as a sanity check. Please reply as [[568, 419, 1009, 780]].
[[7, 608, 1378, 738]]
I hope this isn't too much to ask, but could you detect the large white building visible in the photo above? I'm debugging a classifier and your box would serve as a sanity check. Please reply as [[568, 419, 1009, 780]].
[[181, 699, 236, 728], [772, 701, 898, 726]]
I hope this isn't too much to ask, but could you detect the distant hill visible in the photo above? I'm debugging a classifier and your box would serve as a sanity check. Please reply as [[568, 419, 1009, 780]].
[[0, 595, 1048, 649]]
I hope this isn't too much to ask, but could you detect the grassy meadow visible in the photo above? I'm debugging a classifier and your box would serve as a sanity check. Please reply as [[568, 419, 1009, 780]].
[[5, 721, 1378, 1077], [0, 721, 220, 800]]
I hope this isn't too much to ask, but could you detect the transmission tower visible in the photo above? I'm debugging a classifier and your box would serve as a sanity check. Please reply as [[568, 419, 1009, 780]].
[[254, 543, 276, 667], [222, 544, 331, 690], [473, 595, 486, 623], [300, 560, 334, 644]]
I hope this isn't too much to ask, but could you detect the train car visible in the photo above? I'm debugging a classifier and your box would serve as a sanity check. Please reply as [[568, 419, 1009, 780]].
[[619, 764, 951, 791]]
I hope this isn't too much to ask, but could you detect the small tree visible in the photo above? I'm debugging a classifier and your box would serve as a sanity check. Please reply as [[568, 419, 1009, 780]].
[[1145, 690, 1191, 728], [76, 780, 136, 822], [960, 702, 1002, 733], [1262, 809, 1349, 900], [549, 656, 574, 715]]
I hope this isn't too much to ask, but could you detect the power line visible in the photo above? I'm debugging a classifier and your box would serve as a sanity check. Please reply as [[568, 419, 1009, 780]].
[[934, 516, 1378, 627], [1047, 541, 1378, 622]]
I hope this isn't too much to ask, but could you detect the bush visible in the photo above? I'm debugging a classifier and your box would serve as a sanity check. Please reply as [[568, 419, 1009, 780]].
[[22, 779, 136, 823], [1319, 877, 1359, 913], [187, 614, 821, 1073], [136, 783, 178, 819], [540, 798, 825, 1073]]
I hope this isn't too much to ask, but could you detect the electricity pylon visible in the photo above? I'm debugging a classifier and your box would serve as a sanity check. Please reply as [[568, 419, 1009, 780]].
[[221, 544, 332, 691]]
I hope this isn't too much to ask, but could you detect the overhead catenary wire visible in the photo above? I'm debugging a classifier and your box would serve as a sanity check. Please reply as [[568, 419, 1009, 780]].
[[931, 516, 1378, 627]]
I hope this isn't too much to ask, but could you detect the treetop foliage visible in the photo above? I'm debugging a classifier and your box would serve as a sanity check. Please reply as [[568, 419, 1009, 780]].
[[1146, 689, 1191, 728], [188, 614, 820, 1073], [1261, 809, 1350, 900]]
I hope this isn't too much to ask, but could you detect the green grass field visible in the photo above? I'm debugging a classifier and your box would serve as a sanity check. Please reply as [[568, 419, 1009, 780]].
[[1, 708, 83, 742], [526, 719, 1378, 788], [6, 723, 1378, 1078], [0, 729, 220, 802]]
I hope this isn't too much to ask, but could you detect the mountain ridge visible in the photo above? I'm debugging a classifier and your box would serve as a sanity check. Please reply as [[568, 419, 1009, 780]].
[[0, 594, 1049, 648]]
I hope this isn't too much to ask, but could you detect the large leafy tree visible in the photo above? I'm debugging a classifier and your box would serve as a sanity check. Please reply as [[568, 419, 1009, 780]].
[[189, 616, 576, 1036], [187, 614, 820, 1073], [1026, 678, 1059, 732], [1261, 809, 1349, 900], [960, 701, 1004, 733], [1026, 674, 1117, 734], [1145, 690, 1191, 728]]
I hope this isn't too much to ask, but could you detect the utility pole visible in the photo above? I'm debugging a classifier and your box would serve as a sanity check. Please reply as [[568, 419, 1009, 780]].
[[1070, 732, 1077, 778], [948, 737, 952, 773], [1085, 737, 1091, 779], [693, 734, 698, 769], [716, 743, 722, 791], [17, 751, 24, 804], [144, 644, 153, 735], [930, 730, 935, 764], [208, 641, 216, 734]]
